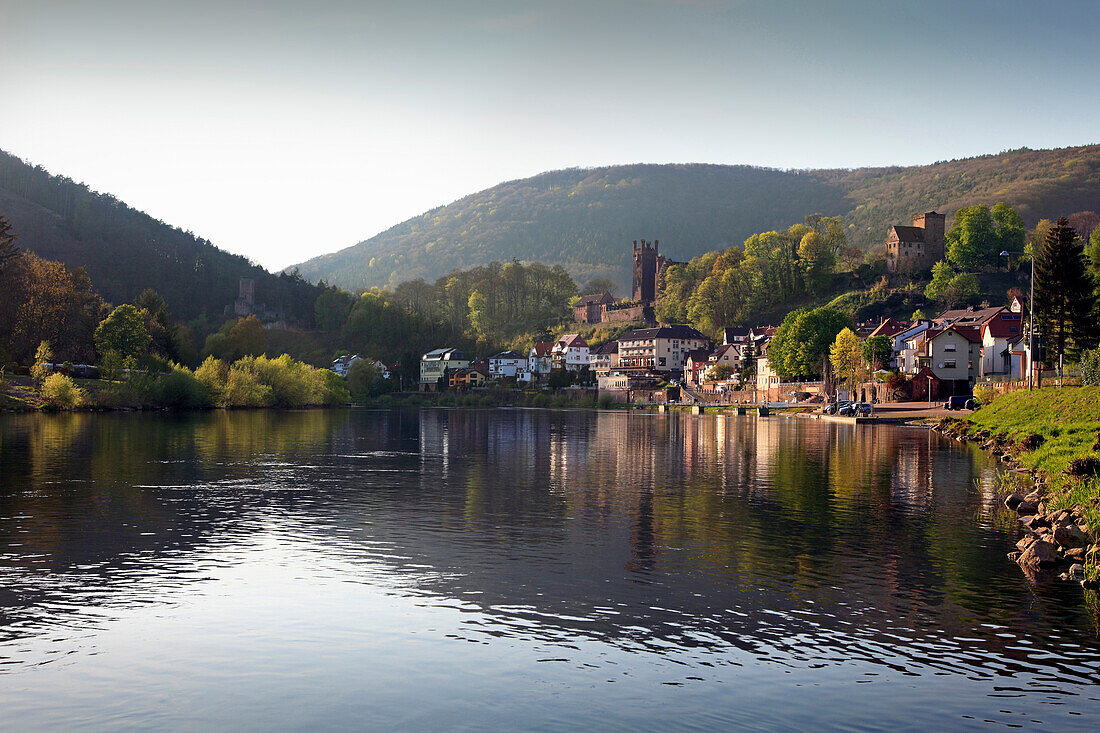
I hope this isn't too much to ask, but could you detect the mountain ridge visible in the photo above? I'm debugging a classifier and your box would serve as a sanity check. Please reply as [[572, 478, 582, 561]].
[[293, 144, 1100, 292]]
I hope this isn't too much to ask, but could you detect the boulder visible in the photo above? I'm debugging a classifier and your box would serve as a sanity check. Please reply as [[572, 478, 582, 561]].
[[1020, 515, 1044, 531], [1006, 551, 1020, 561], [1024, 490, 1042, 503], [1063, 547, 1087, 563], [1003, 492, 1024, 510], [1016, 535, 1036, 552], [1053, 523, 1089, 549], [1015, 499, 1039, 515], [1018, 539, 1058, 566]]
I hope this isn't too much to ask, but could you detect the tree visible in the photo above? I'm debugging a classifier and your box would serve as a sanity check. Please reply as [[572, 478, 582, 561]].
[[1035, 217, 1097, 363], [314, 287, 353, 332], [862, 335, 893, 371], [707, 363, 736, 381], [946, 205, 996, 269], [95, 304, 151, 361], [203, 316, 267, 361], [0, 215, 19, 274], [797, 231, 835, 296], [991, 202, 1026, 255], [925, 260, 978, 307], [830, 328, 865, 396], [581, 278, 617, 297], [467, 289, 491, 335], [768, 307, 851, 379], [1087, 226, 1100, 285], [31, 341, 53, 385], [346, 359, 387, 400]]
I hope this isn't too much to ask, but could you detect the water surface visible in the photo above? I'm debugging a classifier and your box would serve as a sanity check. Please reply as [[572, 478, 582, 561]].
[[0, 408, 1097, 730]]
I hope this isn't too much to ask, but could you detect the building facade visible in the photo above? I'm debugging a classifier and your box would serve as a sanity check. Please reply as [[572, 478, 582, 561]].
[[617, 325, 708, 373], [420, 348, 470, 391]]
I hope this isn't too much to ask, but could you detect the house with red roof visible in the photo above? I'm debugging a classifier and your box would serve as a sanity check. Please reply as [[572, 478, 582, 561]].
[[978, 311, 1027, 379]]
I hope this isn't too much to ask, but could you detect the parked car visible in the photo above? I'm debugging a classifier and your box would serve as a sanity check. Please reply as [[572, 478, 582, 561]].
[[854, 402, 873, 416], [823, 401, 851, 415], [837, 402, 860, 416], [943, 395, 978, 411]]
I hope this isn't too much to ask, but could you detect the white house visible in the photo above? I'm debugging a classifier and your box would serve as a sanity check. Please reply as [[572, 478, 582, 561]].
[[489, 350, 527, 379], [979, 311, 1026, 378], [331, 354, 362, 377], [552, 334, 590, 372]]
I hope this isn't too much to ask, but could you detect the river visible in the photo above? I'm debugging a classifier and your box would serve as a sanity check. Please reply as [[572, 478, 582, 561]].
[[0, 408, 1097, 730]]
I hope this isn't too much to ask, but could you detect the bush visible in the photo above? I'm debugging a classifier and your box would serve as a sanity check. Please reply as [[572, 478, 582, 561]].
[[224, 358, 273, 407], [597, 392, 616, 409], [154, 365, 210, 409], [40, 372, 86, 410], [532, 394, 550, 408], [1082, 348, 1100, 386], [195, 356, 229, 405], [972, 383, 997, 407]]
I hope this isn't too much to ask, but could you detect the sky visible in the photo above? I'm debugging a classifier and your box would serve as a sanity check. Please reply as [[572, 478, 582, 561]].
[[2, 0, 1099, 271]]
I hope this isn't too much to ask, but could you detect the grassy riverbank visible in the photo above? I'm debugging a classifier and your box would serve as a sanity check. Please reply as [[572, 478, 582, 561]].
[[964, 387, 1100, 575]]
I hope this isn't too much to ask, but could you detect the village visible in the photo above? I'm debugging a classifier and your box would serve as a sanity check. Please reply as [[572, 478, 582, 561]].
[[334, 214, 1040, 411]]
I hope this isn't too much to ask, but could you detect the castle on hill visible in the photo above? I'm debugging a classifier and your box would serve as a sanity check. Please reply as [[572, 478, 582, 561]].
[[885, 211, 944, 274], [574, 239, 681, 324]]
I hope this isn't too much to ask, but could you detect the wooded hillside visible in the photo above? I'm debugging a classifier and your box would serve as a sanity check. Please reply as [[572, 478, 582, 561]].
[[294, 145, 1100, 292], [0, 150, 321, 324]]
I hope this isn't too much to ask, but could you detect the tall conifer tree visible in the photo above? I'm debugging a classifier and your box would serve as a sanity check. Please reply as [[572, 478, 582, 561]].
[[1034, 217, 1096, 363]]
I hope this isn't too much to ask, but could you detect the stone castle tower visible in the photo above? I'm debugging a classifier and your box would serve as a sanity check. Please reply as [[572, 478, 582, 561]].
[[632, 239, 663, 303], [885, 211, 946, 274]]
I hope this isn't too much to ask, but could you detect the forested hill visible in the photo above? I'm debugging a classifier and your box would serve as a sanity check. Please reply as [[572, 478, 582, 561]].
[[293, 145, 1100, 292], [0, 150, 321, 324]]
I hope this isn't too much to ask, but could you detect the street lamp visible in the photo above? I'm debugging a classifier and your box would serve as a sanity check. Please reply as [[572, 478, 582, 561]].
[[1000, 249, 1036, 390]]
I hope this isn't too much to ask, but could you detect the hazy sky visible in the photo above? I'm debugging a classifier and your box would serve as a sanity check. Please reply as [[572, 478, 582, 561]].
[[2, 0, 1098, 271]]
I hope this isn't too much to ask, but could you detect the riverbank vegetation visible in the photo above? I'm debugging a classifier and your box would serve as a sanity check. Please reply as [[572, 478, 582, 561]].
[[963, 387, 1100, 577]]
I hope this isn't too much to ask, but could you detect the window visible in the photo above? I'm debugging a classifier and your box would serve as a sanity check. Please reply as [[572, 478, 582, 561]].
[[944, 360, 957, 369], [658, 357, 666, 367], [944, 343, 957, 352]]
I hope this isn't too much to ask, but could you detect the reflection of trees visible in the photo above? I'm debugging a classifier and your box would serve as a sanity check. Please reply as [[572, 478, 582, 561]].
[[2, 408, 1098, 687]]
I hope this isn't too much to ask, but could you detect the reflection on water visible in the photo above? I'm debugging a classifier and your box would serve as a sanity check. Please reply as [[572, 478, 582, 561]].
[[0, 408, 1098, 730]]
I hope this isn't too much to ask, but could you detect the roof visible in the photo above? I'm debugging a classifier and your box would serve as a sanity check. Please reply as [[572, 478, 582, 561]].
[[710, 343, 739, 360], [867, 318, 909, 340], [722, 327, 749, 342], [422, 347, 467, 361], [593, 341, 619, 355], [490, 350, 525, 360], [575, 291, 613, 306], [685, 349, 711, 363], [889, 225, 925, 243], [935, 306, 1005, 327], [530, 341, 553, 356], [981, 312, 1025, 339], [557, 333, 589, 348], [925, 325, 981, 344], [618, 324, 707, 342]]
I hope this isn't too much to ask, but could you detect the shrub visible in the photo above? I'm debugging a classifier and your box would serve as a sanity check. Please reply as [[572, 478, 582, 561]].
[[194, 356, 229, 405], [597, 392, 616, 409], [1082, 348, 1100, 386], [154, 366, 210, 409], [1066, 456, 1100, 478], [40, 372, 86, 410], [972, 383, 997, 407], [224, 358, 273, 407], [532, 394, 550, 408], [1019, 433, 1045, 451]]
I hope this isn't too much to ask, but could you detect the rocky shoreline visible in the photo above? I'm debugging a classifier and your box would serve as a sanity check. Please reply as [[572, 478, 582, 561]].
[[932, 416, 1099, 590]]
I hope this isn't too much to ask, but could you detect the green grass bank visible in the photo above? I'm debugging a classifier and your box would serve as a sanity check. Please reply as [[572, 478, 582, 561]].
[[964, 387, 1100, 574]]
